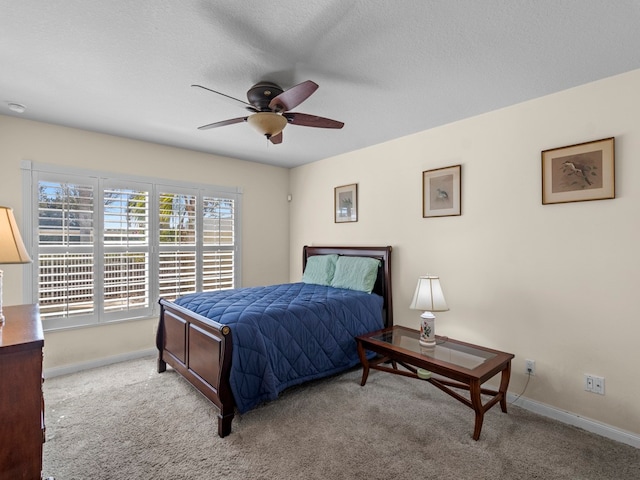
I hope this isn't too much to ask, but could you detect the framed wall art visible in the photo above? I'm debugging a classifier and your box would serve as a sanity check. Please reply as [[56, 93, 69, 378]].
[[542, 137, 615, 205], [422, 165, 461, 217], [334, 183, 358, 223]]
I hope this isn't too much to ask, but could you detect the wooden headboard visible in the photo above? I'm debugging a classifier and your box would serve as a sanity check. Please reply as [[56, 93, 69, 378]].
[[302, 245, 393, 328]]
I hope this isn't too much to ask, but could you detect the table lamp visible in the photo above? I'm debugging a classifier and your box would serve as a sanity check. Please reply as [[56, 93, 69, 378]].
[[409, 275, 448, 347], [0, 206, 32, 325]]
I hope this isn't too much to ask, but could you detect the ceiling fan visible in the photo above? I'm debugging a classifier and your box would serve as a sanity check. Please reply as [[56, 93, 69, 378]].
[[191, 80, 344, 144]]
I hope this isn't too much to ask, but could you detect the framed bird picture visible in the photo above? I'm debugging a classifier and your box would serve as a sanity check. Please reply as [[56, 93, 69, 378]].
[[541, 137, 615, 205], [334, 183, 358, 223], [422, 164, 461, 217]]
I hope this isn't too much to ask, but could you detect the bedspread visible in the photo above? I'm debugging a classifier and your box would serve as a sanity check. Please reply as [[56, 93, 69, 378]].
[[173, 282, 384, 413]]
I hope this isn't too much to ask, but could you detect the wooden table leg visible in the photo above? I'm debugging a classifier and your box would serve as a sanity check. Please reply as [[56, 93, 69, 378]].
[[356, 340, 370, 386], [470, 380, 484, 441], [499, 361, 512, 413]]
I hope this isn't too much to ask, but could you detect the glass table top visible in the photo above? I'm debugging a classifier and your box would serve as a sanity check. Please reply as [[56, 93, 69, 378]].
[[370, 328, 497, 370]]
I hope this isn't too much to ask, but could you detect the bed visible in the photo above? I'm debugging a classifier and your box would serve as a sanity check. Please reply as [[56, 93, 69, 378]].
[[156, 245, 393, 437]]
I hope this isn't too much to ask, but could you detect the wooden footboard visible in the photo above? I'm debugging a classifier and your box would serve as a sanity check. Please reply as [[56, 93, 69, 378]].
[[156, 298, 235, 437]]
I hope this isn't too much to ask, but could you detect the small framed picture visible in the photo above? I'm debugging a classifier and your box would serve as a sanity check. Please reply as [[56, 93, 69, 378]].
[[542, 137, 615, 205], [422, 165, 461, 217], [334, 183, 358, 223]]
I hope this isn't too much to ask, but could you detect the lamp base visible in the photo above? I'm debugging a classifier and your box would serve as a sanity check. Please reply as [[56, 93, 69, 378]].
[[418, 338, 436, 348], [419, 311, 436, 347]]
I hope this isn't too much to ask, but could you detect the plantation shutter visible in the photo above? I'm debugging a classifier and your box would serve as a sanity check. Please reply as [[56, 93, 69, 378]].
[[158, 191, 198, 300], [202, 195, 235, 291], [37, 178, 96, 321], [102, 184, 151, 318]]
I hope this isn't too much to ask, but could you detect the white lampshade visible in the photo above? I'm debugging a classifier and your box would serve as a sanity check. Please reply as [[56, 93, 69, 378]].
[[409, 275, 448, 312], [0, 206, 32, 264], [246, 112, 287, 138]]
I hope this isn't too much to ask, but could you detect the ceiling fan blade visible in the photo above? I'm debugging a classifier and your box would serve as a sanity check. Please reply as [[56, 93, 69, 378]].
[[197, 117, 247, 130], [285, 112, 344, 129], [191, 84, 257, 112], [269, 131, 283, 145], [269, 80, 318, 112]]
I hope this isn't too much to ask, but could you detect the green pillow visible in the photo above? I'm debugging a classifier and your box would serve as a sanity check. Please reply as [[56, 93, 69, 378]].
[[331, 256, 381, 293], [302, 254, 339, 286]]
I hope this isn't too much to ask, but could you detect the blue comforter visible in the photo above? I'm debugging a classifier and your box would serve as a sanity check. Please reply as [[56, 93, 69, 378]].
[[173, 282, 384, 413]]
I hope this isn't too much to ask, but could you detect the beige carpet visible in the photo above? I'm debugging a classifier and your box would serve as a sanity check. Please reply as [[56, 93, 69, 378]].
[[42, 356, 640, 479]]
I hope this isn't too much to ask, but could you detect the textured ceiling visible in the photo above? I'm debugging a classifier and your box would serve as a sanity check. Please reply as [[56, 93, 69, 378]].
[[2, 1, 640, 168]]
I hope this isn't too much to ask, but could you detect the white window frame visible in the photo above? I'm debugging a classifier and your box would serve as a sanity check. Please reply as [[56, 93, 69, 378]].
[[21, 161, 242, 331]]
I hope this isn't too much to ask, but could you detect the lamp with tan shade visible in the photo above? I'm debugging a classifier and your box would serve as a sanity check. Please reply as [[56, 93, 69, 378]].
[[0, 206, 32, 325]]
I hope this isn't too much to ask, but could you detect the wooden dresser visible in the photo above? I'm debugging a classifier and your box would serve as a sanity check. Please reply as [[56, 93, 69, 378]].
[[0, 304, 45, 480]]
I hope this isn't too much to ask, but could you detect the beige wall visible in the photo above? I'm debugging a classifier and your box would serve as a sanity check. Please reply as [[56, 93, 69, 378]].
[[289, 69, 640, 436], [0, 115, 290, 370]]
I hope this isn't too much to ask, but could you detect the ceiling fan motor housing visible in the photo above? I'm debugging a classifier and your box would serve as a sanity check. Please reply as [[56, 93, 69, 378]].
[[247, 82, 284, 111]]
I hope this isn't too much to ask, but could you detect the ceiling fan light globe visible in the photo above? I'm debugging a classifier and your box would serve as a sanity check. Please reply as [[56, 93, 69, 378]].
[[247, 112, 287, 137]]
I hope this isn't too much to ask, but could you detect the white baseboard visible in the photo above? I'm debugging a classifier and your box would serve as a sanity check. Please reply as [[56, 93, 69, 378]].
[[43, 348, 157, 379], [508, 392, 640, 449]]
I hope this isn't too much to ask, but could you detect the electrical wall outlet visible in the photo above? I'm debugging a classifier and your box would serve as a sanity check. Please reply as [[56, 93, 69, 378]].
[[593, 375, 605, 395], [525, 359, 535, 375], [584, 374, 593, 391], [584, 374, 605, 395]]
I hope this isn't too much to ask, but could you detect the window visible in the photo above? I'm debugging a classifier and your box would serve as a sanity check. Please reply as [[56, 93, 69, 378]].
[[23, 162, 241, 330]]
